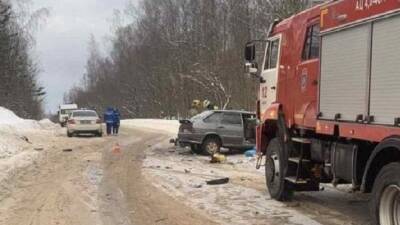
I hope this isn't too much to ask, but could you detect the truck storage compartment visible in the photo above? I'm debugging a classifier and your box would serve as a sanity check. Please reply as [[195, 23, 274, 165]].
[[319, 24, 370, 121], [370, 15, 400, 125]]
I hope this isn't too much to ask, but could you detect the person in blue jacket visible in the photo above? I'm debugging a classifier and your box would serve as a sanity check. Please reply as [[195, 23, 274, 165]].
[[104, 107, 114, 135], [113, 108, 121, 135]]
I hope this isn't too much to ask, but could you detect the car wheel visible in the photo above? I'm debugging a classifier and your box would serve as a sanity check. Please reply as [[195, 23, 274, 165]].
[[371, 162, 400, 225], [265, 137, 292, 201], [67, 131, 73, 138], [202, 136, 221, 155], [190, 144, 202, 154], [98, 132, 103, 137]]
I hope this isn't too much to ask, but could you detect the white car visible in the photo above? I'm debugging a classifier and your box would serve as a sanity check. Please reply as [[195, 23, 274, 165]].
[[66, 110, 103, 137]]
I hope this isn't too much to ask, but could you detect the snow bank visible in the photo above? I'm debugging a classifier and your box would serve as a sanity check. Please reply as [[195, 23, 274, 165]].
[[0, 107, 58, 131], [0, 150, 39, 182], [0, 107, 59, 187], [0, 107, 40, 131], [0, 107, 24, 124], [0, 130, 40, 188], [122, 119, 179, 134], [38, 118, 60, 130]]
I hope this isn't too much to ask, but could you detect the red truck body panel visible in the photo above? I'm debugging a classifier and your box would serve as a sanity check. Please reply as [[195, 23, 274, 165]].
[[321, 0, 400, 32], [269, 6, 321, 130], [259, 0, 400, 147]]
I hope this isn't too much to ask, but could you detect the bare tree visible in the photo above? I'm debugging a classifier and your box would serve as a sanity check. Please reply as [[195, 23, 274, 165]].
[[0, 0, 46, 119], [66, 0, 313, 118]]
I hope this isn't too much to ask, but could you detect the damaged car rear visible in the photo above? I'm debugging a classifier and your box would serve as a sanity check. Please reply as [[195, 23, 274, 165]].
[[175, 110, 257, 155]]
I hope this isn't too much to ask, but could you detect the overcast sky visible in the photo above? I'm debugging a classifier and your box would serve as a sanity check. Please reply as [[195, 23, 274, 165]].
[[33, 0, 132, 113]]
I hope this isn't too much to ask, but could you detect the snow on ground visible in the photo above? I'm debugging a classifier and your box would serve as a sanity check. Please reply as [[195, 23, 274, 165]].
[[137, 128, 370, 225], [0, 107, 61, 188], [122, 119, 179, 135], [142, 139, 322, 225]]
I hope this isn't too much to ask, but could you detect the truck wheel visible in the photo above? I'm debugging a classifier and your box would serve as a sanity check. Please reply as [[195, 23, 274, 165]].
[[202, 137, 221, 155], [265, 137, 291, 201], [371, 162, 400, 225], [190, 144, 202, 154]]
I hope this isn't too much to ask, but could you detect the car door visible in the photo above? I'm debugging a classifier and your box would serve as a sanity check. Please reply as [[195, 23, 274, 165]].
[[218, 112, 244, 147], [195, 112, 222, 143], [243, 113, 257, 142]]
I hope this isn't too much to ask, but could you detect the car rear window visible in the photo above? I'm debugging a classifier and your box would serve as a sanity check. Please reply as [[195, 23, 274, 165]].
[[73, 111, 97, 117], [222, 113, 242, 125], [191, 111, 212, 121]]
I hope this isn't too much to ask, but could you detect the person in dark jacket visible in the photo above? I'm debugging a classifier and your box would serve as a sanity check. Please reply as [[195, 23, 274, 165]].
[[104, 107, 114, 135], [112, 108, 120, 135]]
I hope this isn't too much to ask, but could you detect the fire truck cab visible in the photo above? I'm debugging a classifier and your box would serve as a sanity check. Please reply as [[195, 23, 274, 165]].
[[245, 1, 400, 224]]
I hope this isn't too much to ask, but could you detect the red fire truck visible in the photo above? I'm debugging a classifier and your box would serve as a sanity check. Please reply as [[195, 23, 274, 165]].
[[245, 1, 400, 224]]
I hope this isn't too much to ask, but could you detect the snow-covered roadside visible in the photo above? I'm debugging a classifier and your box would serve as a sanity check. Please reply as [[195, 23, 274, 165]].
[[138, 128, 369, 225], [124, 119, 319, 224], [122, 119, 179, 135], [0, 107, 61, 187], [123, 119, 319, 224], [142, 143, 322, 225]]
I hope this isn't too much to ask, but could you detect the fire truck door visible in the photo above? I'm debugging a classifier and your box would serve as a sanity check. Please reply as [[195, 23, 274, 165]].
[[260, 36, 281, 118], [294, 23, 320, 126]]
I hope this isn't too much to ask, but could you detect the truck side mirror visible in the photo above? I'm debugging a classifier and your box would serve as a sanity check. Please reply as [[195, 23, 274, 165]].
[[244, 62, 258, 76], [244, 42, 256, 62]]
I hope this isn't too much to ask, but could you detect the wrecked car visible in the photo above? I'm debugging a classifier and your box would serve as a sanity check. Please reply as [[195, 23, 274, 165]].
[[175, 110, 256, 155]]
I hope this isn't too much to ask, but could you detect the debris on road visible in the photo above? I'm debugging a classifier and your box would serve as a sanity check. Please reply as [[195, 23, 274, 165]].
[[62, 148, 73, 152], [206, 177, 229, 185], [20, 135, 32, 144], [112, 143, 121, 154], [190, 183, 203, 188], [210, 153, 226, 163], [244, 149, 256, 158], [155, 217, 168, 223], [34, 147, 44, 151]]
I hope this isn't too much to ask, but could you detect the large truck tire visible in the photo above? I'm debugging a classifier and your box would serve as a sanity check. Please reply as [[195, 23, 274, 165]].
[[371, 162, 400, 225], [265, 137, 292, 201]]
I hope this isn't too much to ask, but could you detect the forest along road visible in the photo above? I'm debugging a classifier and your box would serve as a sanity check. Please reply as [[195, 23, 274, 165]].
[[0, 123, 370, 225]]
